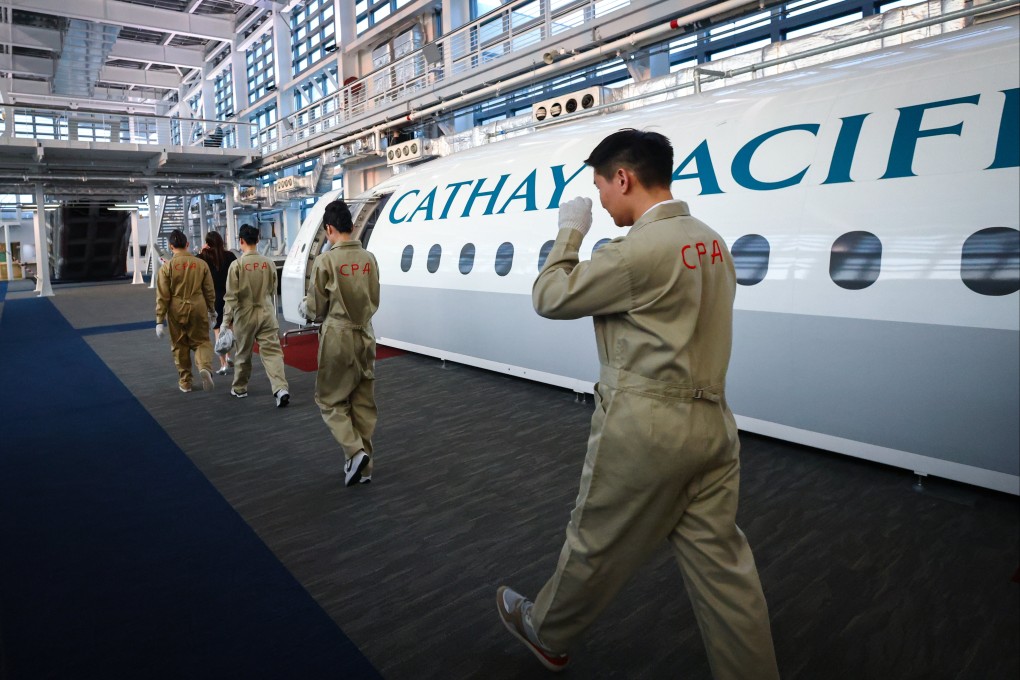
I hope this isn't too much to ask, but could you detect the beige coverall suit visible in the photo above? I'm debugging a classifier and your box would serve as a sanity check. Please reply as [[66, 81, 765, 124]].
[[531, 201, 779, 680], [223, 252, 289, 397], [155, 252, 216, 391], [305, 240, 380, 473]]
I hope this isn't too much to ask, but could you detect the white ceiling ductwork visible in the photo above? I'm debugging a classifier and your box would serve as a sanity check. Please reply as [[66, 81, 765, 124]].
[[52, 19, 121, 98]]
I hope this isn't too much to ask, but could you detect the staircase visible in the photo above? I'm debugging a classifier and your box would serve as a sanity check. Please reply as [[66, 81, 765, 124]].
[[146, 194, 188, 275]]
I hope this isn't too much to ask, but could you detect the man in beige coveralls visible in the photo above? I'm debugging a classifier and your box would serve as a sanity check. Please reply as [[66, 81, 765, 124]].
[[497, 130, 779, 678], [299, 199, 380, 487], [155, 229, 216, 393], [223, 224, 290, 407]]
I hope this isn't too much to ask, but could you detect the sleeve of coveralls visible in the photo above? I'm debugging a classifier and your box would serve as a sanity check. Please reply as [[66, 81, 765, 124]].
[[368, 253, 380, 314], [155, 262, 171, 324], [305, 257, 329, 320], [222, 260, 240, 327], [532, 227, 635, 320]]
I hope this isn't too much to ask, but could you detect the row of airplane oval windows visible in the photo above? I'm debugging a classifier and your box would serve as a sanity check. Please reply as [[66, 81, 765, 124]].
[[396, 227, 1020, 297]]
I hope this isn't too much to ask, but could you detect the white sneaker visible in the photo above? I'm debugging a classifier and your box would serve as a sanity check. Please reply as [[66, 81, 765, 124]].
[[179, 384, 192, 393], [200, 368, 214, 391], [344, 451, 369, 487], [275, 389, 290, 408], [496, 586, 570, 672], [230, 388, 247, 399], [215, 366, 228, 376], [359, 475, 372, 484]]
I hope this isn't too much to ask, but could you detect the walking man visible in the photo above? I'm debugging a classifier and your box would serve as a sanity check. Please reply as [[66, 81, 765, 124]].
[[299, 199, 380, 486], [223, 224, 290, 406], [496, 129, 779, 679], [155, 229, 216, 393]]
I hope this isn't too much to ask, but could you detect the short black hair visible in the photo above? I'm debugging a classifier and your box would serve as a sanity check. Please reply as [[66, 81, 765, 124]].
[[584, 129, 673, 189], [238, 224, 259, 245], [323, 200, 353, 234], [168, 229, 187, 249]]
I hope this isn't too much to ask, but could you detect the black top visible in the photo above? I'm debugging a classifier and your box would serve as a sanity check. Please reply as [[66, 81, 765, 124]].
[[200, 250, 237, 309]]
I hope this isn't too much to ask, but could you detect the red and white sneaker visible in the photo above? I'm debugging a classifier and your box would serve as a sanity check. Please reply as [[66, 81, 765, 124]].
[[496, 586, 570, 672]]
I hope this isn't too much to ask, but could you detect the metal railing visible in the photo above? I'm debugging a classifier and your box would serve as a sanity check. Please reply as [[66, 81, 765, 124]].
[[274, 0, 631, 156], [0, 106, 253, 149]]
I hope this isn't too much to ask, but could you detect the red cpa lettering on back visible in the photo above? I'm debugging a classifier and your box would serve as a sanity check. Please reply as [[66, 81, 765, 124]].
[[173, 262, 198, 270], [244, 262, 270, 271], [681, 240, 724, 270], [338, 262, 372, 277]]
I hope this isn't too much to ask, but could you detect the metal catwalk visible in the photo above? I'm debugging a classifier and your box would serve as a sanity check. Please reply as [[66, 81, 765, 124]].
[[1, 278, 1017, 679]]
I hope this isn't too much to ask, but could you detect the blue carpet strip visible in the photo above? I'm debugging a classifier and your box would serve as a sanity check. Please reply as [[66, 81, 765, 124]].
[[0, 295, 380, 680]]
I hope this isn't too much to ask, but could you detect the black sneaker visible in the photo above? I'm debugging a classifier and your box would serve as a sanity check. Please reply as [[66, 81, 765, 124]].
[[275, 389, 290, 408], [344, 451, 369, 487]]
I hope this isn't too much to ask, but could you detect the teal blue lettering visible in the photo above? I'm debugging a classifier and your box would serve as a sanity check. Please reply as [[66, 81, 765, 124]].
[[733, 124, 820, 190], [408, 187, 438, 222], [547, 164, 587, 209], [988, 88, 1019, 170], [822, 114, 869, 185], [388, 189, 420, 224], [462, 174, 510, 218], [497, 170, 539, 214], [882, 94, 980, 179], [673, 140, 723, 195], [440, 180, 473, 220]]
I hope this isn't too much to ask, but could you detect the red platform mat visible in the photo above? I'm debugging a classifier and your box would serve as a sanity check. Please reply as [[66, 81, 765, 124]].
[[254, 334, 404, 372]]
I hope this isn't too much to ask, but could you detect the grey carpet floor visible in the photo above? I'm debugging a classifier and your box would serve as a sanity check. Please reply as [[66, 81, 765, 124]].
[[13, 279, 1020, 679]]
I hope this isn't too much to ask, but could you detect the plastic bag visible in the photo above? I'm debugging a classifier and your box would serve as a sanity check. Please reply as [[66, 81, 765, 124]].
[[215, 327, 234, 355]]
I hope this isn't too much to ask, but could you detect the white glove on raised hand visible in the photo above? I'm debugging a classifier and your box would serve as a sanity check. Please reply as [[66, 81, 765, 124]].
[[298, 299, 310, 321], [558, 196, 593, 236], [155, 323, 165, 339], [208, 311, 217, 331]]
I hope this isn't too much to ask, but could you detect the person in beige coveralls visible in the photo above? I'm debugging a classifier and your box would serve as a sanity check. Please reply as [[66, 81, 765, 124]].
[[223, 224, 290, 407], [155, 229, 216, 394], [497, 130, 779, 679], [299, 200, 380, 487]]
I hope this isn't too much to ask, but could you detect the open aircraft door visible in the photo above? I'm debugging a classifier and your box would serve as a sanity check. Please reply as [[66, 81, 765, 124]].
[[280, 190, 392, 326]]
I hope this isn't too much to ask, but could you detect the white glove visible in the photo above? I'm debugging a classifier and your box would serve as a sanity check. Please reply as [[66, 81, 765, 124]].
[[155, 323, 165, 339], [558, 196, 593, 236], [208, 311, 217, 331], [298, 299, 310, 320]]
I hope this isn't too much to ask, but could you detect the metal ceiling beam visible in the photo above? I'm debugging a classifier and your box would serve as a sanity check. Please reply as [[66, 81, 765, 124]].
[[101, 65, 181, 89], [5, 24, 62, 52], [7, 0, 235, 42], [0, 54, 54, 78], [107, 42, 205, 69]]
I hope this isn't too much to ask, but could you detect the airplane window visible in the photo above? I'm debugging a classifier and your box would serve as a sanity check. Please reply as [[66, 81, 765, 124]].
[[961, 227, 1020, 296], [427, 244, 442, 273], [459, 243, 475, 274], [495, 242, 514, 276], [400, 245, 414, 272], [592, 238, 611, 255], [538, 240, 554, 269], [829, 231, 881, 290], [731, 234, 770, 286]]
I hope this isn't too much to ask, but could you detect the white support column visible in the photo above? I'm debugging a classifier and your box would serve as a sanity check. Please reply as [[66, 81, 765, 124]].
[[3, 223, 13, 281], [147, 186, 160, 289], [130, 210, 145, 284], [32, 183, 53, 297], [224, 189, 237, 251], [198, 194, 209, 245]]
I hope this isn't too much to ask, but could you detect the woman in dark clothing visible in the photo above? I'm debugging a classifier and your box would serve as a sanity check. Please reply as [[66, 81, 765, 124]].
[[199, 230, 237, 374]]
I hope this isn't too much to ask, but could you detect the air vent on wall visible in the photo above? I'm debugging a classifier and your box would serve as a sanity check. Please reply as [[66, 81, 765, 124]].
[[274, 175, 311, 193], [532, 86, 606, 123], [386, 138, 435, 166]]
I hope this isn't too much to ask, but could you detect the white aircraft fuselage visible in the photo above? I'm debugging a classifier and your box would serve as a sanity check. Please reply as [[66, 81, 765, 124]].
[[283, 18, 1020, 494]]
